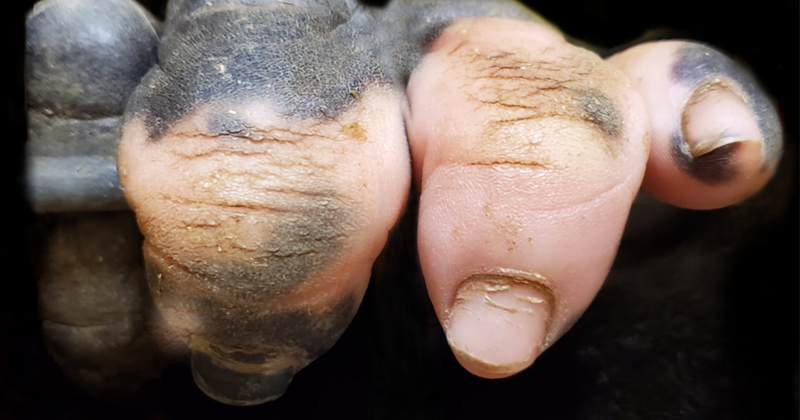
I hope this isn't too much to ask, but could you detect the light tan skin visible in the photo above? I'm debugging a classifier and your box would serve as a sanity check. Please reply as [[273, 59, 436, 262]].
[[119, 18, 780, 380]]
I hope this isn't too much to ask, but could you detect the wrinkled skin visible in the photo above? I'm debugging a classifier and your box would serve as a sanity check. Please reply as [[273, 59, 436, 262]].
[[4, 0, 798, 418]]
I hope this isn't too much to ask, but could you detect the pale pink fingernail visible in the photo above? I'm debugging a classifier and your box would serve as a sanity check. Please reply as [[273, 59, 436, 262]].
[[444, 274, 553, 377], [682, 84, 762, 157]]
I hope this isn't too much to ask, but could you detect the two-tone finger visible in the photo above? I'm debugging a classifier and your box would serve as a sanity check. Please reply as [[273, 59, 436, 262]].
[[607, 41, 782, 209]]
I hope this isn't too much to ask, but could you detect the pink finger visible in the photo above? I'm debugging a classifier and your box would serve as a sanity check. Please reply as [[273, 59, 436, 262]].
[[406, 18, 649, 378]]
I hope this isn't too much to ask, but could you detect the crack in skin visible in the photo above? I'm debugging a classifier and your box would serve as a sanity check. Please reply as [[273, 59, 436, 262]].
[[460, 160, 554, 170], [159, 190, 339, 211], [458, 50, 624, 154], [138, 186, 359, 304], [32, 0, 667, 404]]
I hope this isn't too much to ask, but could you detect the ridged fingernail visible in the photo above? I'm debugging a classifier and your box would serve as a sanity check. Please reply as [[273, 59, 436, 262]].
[[444, 274, 553, 377]]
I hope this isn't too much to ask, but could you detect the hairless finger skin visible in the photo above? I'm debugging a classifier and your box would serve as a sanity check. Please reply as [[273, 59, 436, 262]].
[[25, 0, 158, 211], [129, 0, 534, 140], [22, 0, 794, 413]]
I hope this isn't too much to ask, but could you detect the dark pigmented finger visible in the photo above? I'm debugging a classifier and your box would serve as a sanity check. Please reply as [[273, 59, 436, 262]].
[[607, 41, 782, 209], [36, 213, 162, 400], [25, 0, 159, 212]]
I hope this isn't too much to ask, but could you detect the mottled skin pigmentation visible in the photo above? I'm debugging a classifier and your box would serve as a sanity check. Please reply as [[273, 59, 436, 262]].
[[18, 0, 795, 416], [25, 0, 786, 407], [115, 0, 543, 404], [671, 43, 782, 184]]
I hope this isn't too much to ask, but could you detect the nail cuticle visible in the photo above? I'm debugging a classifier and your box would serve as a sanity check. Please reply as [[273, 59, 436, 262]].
[[685, 77, 746, 104], [681, 79, 755, 154]]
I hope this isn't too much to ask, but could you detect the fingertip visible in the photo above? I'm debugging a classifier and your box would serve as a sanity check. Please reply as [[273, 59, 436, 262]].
[[408, 17, 649, 380], [608, 41, 783, 210]]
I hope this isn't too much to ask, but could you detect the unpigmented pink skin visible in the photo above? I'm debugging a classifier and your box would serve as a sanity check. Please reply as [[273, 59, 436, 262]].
[[406, 18, 650, 377]]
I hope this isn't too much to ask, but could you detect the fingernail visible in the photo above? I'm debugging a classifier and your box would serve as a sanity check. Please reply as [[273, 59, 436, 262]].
[[674, 83, 764, 184], [682, 85, 762, 157], [190, 349, 294, 406], [444, 274, 553, 377]]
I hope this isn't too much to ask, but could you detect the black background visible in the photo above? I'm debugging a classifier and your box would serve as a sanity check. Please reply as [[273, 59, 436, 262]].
[[1, 0, 798, 419]]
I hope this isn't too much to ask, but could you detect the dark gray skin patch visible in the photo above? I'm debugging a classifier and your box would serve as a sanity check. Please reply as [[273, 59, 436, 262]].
[[671, 43, 782, 184], [26, 0, 158, 119], [574, 90, 622, 137], [176, 198, 357, 299], [376, 0, 536, 86], [26, 0, 158, 211], [35, 212, 161, 399], [36, 212, 146, 329], [184, 293, 356, 404], [126, 0, 536, 140], [200, 295, 357, 361], [147, 257, 357, 358], [206, 113, 253, 138], [27, 113, 122, 157]]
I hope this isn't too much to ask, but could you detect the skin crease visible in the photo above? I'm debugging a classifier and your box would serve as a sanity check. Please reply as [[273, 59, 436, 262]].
[[5, 0, 797, 419]]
